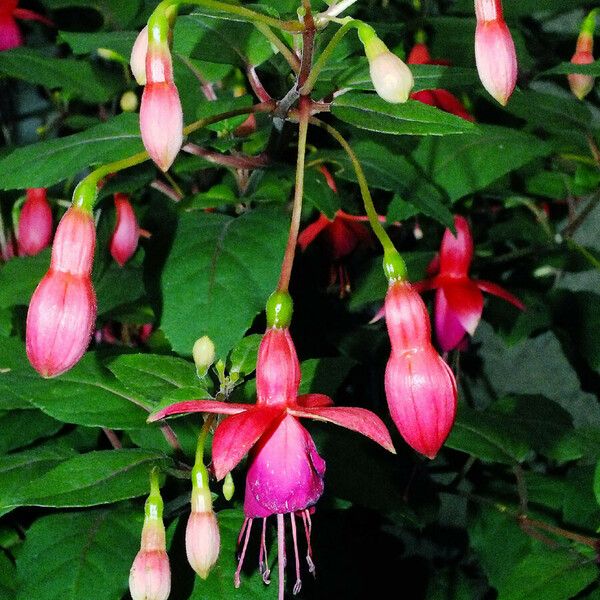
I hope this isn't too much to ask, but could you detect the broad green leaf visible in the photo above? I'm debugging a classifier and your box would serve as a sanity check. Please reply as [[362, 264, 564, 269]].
[[161, 207, 288, 357], [2, 449, 167, 511], [541, 61, 600, 77], [0, 113, 143, 190], [42, 0, 141, 27], [299, 357, 356, 397], [568, 465, 600, 528], [0, 251, 49, 308], [0, 552, 15, 600], [16, 507, 140, 600], [0, 410, 62, 454], [411, 125, 552, 202], [332, 93, 475, 136], [107, 353, 206, 404], [446, 405, 531, 464], [303, 167, 340, 219], [58, 30, 137, 58], [228, 334, 262, 377], [94, 259, 146, 316], [0, 48, 120, 103]]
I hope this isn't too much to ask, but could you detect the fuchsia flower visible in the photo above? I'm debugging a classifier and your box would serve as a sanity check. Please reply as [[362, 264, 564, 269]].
[[384, 279, 457, 458], [407, 43, 475, 122], [0, 0, 53, 51], [150, 324, 394, 597], [26, 205, 97, 378], [139, 24, 183, 172], [568, 11, 597, 100], [110, 193, 140, 266], [17, 188, 53, 256], [415, 215, 524, 352], [474, 0, 517, 106]]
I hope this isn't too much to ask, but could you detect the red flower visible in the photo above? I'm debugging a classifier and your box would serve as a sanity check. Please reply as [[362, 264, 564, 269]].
[[407, 43, 474, 121], [17, 188, 53, 256], [415, 215, 524, 351], [0, 0, 53, 52], [149, 325, 393, 596], [110, 193, 140, 266]]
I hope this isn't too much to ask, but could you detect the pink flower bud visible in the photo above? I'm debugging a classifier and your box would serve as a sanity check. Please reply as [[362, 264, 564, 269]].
[[385, 345, 457, 459], [438, 215, 473, 278], [256, 327, 301, 408], [129, 516, 170, 600], [130, 25, 148, 85], [17, 188, 53, 256], [474, 0, 517, 106], [568, 33, 595, 100], [109, 193, 139, 266], [26, 206, 96, 378], [140, 81, 183, 172], [186, 488, 220, 579]]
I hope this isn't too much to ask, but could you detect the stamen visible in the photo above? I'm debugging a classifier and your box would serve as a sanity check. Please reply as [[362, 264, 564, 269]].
[[302, 509, 316, 575], [260, 518, 271, 584], [234, 518, 253, 588], [277, 513, 286, 600], [290, 513, 302, 594]]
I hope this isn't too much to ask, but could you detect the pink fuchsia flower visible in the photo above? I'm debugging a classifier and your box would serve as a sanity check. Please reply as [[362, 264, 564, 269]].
[[474, 0, 517, 106], [130, 25, 148, 85], [568, 11, 597, 100], [150, 311, 394, 597], [415, 215, 524, 352], [17, 188, 53, 256], [384, 279, 457, 458], [407, 43, 474, 122], [129, 472, 171, 600], [0, 0, 53, 51], [110, 193, 140, 266], [26, 205, 97, 378]]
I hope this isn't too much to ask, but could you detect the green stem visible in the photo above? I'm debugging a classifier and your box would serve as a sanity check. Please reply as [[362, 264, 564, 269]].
[[195, 414, 216, 467], [277, 97, 310, 292], [254, 22, 301, 72], [145, 467, 164, 519]]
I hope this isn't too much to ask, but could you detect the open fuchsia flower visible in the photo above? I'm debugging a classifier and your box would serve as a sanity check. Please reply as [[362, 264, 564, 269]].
[[17, 188, 53, 256], [384, 265, 458, 459], [110, 193, 140, 266], [474, 0, 517, 106], [0, 0, 53, 51], [25, 204, 97, 378], [407, 42, 475, 122], [568, 10, 597, 100], [150, 292, 394, 597], [414, 215, 524, 352], [139, 11, 183, 172]]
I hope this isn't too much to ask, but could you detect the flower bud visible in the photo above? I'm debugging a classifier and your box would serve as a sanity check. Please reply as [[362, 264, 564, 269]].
[[26, 206, 96, 378], [186, 465, 220, 579], [17, 188, 53, 256], [385, 345, 457, 459], [192, 335, 215, 377], [110, 193, 139, 266], [359, 25, 413, 103], [474, 0, 517, 106], [222, 472, 234, 501], [256, 327, 301, 408], [120, 90, 139, 112], [568, 13, 596, 101], [129, 471, 171, 600], [131, 25, 148, 85]]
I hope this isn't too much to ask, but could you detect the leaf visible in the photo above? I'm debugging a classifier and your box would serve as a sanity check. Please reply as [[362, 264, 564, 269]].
[[0, 113, 143, 190], [0, 552, 16, 600], [411, 125, 552, 202], [42, 0, 141, 27], [107, 353, 206, 404], [58, 30, 138, 58], [567, 465, 600, 529], [0, 338, 149, 429], [303, 167, 340, 219], [0, 251, 50, 308], [332, 92, 476, 136], [445, 405, 531, 464], [541, 60, 600, 77], [1, 449, 167, 512], [93, 260, 146, 316], [299, 357, 356, 397], [0, 48, 119, 103], [228, 334, 262, 377], [16, 507, 141, 600], [0, 410, 62, 454], [161, 206, 288, 357]]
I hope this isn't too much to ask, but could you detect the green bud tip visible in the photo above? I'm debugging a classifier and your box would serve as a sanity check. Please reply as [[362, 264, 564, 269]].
[[266, 291, 293, 329], [72, 179, 97, 214], [357, 23, 388, 61], [383, 249, 408, 283], [144, 468, 164, 520]]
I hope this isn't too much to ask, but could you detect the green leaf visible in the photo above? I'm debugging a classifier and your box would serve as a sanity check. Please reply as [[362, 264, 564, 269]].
[[42, 0, 141, 27], [93, 259, 146, 316], [567, 465, 600, 529], [161, 206, 288, 357], [2, 449, 167, 512], [16, 507, 141, 600], [303, 167, 340, 219], [332, 93, 475, 136], [0, 251, 50, 308], [0, 552, 15, 600], [0, 114, 143, 190], [228, 334, 262, 377], [299, 357, 356, 396], [58, 30, 138, 58], [0, 410, 62, 454], [411, 125, 552, 202], [0, 48, 119, 103], [541, 61, 600, 76]]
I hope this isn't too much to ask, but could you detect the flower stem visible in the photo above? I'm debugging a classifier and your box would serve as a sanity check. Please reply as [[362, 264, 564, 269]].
[[276, 96, 310, 292], [195, 413, 216, 466], [253, 22, 301, 72], [321, 0, 360, 19]]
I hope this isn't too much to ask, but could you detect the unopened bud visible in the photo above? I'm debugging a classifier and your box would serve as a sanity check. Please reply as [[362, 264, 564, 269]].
[[568, 10, 597, 101], [17, 188, 53, 257], [110, 194, 140, 266], [222, 472, 234, 501], [193, 336, 215, 377], [130, 26, 148, 85], [120, 90, 139, 112]]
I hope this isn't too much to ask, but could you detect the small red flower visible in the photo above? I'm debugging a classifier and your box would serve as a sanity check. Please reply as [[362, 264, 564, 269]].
[[0, 0, 53, 52], [110, 193, 140, 266], [17, 188, 53, 256], [407, 43, 474, 121], [415, 215, 524, 351]]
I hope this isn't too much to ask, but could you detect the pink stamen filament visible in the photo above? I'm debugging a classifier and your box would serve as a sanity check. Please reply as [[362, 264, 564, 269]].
[[235, 518, 253, 588], [291, 513, 302, 595], [301, 510, 316, 575], [277, 514, 286, 600], [260, 518, 271, 584]]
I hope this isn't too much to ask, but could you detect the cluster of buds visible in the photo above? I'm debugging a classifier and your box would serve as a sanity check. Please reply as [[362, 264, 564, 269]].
[[131, 7, 183, 172], [383, 252, 458, 458], [474, 0, 517, 105], [17, 188, 53, 256], [26, 183, 97, 378], [568, 9, 597, 100]]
